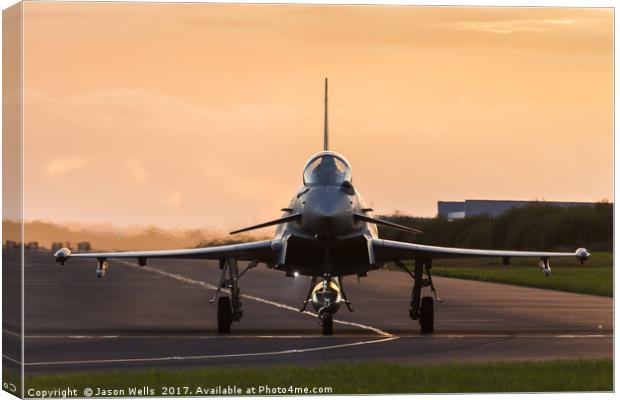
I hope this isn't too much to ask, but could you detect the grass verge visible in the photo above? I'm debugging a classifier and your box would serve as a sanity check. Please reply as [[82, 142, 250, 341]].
[[392, 252, 612, 297], [2, 368, 21, 398], [22, 359, 612, 395]]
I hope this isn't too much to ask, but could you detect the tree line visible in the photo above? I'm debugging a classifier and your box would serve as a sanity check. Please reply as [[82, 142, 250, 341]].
[[379, 202, 613, 252]]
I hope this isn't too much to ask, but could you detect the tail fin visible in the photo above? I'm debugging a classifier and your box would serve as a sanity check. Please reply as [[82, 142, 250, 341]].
[[323, 77, 329, 151]]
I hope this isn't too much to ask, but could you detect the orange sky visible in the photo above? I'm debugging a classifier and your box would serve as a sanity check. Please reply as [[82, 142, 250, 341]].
[[18, 3, 613, 230]]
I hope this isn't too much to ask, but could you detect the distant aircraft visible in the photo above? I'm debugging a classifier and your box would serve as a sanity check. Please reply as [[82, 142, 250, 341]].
[[54, 79, 590, 335]]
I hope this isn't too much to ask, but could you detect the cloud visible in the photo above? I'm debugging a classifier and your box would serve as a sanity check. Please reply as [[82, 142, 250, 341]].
[[455, 19, 575, 34], [23, 88, 305, 227], [46, 157, 89, 177]]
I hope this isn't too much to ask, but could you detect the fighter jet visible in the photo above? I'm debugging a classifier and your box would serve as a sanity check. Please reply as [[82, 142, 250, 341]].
[[54, 79, 590, 335]]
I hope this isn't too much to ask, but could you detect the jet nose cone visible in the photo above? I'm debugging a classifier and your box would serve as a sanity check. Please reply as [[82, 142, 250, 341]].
[[313, 201, 342, 219], [302, 187, 353, 237]]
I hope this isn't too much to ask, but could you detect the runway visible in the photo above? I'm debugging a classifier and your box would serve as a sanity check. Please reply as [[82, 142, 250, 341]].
[[3, 249, 613, 374]]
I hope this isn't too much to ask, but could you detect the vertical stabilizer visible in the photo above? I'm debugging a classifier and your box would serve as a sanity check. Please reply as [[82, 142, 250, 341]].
[[323, 78, 329, 151]]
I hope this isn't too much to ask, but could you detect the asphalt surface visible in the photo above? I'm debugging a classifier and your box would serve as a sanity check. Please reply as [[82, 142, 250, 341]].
[[2, 248, 613, 374]]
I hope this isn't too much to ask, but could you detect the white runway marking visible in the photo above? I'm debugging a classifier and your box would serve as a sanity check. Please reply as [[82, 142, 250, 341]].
[[9, 328, 612, 341], [20, 334, 380, 340], [398, 334, 614, 339], [555, 334, 612, 338], [21, 337, 398, 367], [2, 355, 21, 364], [2, 330, 20, 338], [440, 319, 506, 322]]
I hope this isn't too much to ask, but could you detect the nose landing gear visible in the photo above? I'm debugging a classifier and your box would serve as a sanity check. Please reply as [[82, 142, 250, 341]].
[[300, 276, 350, 335]]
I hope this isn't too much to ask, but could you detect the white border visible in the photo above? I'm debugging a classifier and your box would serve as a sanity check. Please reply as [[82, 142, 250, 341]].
[[0, 2, 615, 400]]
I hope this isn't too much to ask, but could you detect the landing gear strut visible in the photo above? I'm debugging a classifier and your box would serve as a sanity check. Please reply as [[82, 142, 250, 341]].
[[396, 258, 440, 334], [210, 258, 258, 334], [338, 276, 354, 312], [299, 276, 318, 312]]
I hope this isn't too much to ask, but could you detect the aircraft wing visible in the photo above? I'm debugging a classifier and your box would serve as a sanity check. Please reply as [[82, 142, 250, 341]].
[[372, 239, 589, 264], [53, 239, 279, 265]]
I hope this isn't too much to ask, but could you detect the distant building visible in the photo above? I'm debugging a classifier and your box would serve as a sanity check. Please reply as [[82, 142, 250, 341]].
[[438, 199, 601, 219], [436, 201, 466, 220]]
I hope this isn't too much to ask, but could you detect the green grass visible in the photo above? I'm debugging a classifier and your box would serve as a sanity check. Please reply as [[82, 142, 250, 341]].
[[392, 252, 612, 297], [2, 369, 21, 398], [22, 359, 612, 395]]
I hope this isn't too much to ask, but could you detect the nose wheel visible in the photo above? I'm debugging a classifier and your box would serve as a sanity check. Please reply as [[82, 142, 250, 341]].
[[320, 312, 334, 335]]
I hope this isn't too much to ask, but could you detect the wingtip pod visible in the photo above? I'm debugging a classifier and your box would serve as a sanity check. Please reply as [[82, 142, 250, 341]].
[[575, 248, 590, 264], [53, 247, 72, 265]]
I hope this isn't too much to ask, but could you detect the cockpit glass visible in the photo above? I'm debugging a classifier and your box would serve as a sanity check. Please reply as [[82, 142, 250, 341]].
[[303, 155, 352, 185]]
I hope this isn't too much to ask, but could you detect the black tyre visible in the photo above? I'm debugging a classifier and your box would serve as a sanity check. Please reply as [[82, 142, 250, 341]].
[[217, 296, 232, 334], [321, 313, 334, 336], [419, 296, 434, 334]]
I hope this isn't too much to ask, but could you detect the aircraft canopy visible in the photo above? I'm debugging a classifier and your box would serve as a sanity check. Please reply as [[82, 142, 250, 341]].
[[303, 152, 352, 185]]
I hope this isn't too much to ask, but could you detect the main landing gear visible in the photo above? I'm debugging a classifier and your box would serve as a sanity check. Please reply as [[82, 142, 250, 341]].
[[210, 258, 258, 334], [396, 258, 441, 334]]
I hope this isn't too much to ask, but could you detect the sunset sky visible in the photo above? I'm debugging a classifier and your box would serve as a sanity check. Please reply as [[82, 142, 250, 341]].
[[19, 3, 613, 230]]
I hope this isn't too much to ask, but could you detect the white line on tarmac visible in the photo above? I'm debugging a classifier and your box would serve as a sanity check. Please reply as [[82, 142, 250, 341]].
[[2, 355, 21, 364], [2, 330, 20, 338], [555, 334, 613, 338], [10, 328, 613, 341], [397, 334, 614, 339], [10, 329, 613, 341], [21, 336, 398, 367], [19, 333, 380, 340], [440, 319, 506, 322]]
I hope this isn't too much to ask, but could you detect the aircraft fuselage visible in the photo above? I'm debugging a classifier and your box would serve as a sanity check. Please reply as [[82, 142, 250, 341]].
[[274, 151, 380, 277]]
